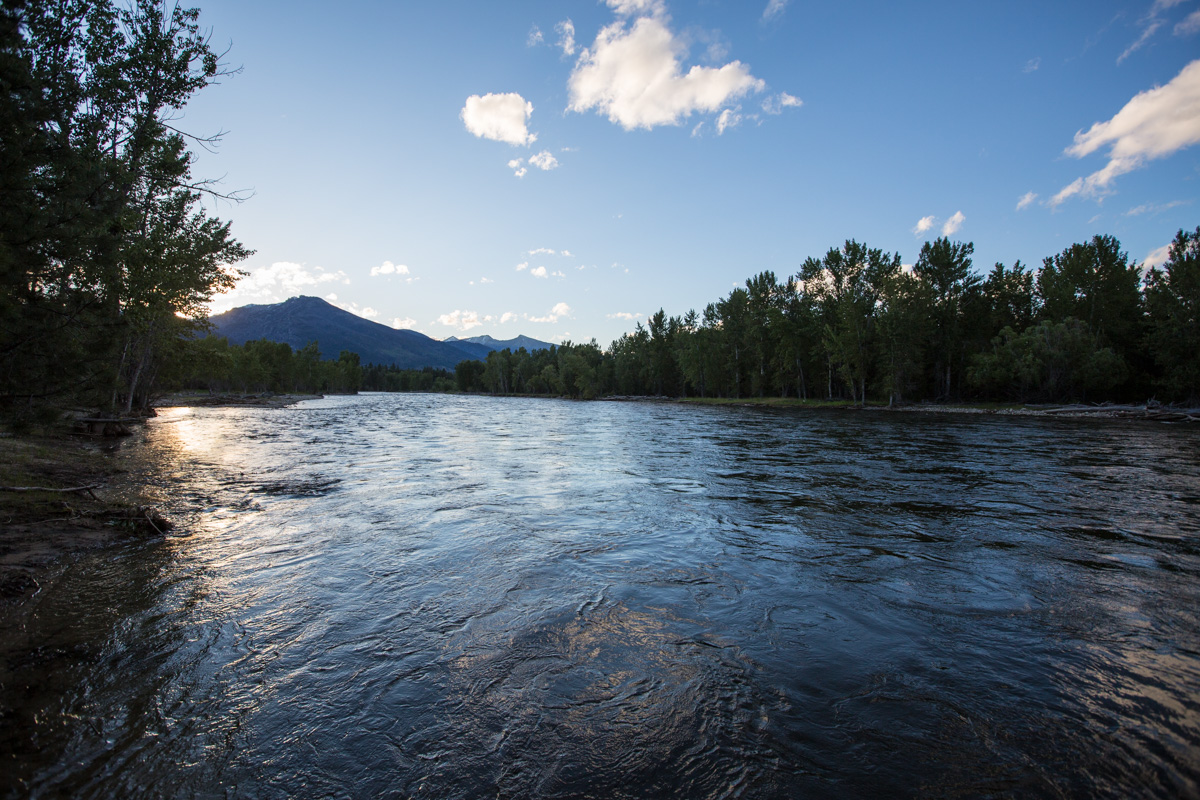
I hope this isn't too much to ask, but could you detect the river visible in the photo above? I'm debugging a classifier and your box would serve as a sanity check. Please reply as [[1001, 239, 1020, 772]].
[[3, 393, 1199, 798]]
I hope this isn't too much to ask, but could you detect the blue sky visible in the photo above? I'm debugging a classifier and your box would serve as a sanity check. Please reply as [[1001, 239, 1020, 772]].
[[186, 0, 1200, 346]]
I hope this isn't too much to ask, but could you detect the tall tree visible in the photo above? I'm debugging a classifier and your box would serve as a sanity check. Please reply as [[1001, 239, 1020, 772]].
[[1144, 227, 1200, 402], [914, 237, 980, 400]]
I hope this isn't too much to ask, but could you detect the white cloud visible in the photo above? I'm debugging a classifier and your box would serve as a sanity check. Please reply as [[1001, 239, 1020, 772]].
[[913, 215, 936, 235], [605, 0, 666, 16], [393, 317, 416, 329], [556, 19, 576, 56], [1023, 57, 1041, 74], [1125, 199, 1187, 215], [1051, 59, 1200, 206], [691, 121, 705, 137], [942, 211, 965, 236], [325, 293, 338, 301], [527, 302, 572, 323], [480, 277, 494, 284], [530, 266, 549, 278], [1144, 243, 1172, 268], [761, 92, 802, 114], [500, 311, 518, 324], [516, 262, 529, 271], [762, 0, 788, 21], [607, 311, 642, 320], [461, 92, 537, 146], [361, 307, 379, 319], [369, 260, 410, 277], [529, 248, 556, 255], [1120, 0, 1189, 63], [1118, 21, 1162, 64], [567, 15, 765, 130], [527, 25, 544, 47], [716, 107, 742, 134], [1176, 9, 1200, 35], [551, 270, 565, 278], [507, 157, 528, 178], [437, 309, 483, 331], [561, 249, 573, 257], [529, 150, 560, 170], [1016, 191, 1038, 210], [210, 261, 350, 313]]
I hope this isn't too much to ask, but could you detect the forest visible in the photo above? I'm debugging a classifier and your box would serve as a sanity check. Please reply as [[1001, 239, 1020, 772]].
[[449, 231, 1199, 406]]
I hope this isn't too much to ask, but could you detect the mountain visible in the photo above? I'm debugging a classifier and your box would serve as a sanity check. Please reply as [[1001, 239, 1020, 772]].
[[444, 334, 554, 352], [209, 296, 492, 369]]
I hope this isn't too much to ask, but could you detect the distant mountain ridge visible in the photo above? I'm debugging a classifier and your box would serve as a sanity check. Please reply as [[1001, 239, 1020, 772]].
[[209, 296, 495, 370], [444, 333, 554, 352]]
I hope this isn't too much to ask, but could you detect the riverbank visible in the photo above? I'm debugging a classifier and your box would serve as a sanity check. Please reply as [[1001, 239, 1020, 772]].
[[672, 396, 1200, 422], [0, 434, 165, 604], [153, 391, 323, 408]]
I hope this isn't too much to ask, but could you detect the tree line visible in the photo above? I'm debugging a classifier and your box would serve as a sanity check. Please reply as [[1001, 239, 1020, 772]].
[[165, 337, 362, 395], [450, 230, 1199, 405], [1, 0, 249, 426]]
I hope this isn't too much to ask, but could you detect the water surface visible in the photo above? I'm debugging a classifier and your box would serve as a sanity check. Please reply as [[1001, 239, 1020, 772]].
[[3, 394, 1199, 798]]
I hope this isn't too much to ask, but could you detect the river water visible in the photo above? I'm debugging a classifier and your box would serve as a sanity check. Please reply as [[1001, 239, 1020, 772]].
[[2, 394, 1199, 798]]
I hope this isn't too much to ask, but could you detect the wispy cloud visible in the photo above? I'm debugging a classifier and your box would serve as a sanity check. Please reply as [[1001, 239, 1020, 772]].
[[761, 92, 802, 114], [1144, 242, 1172, 269], [1119, 0, 1189, 63], [716, 107, 742, 134], [527, 25, 544, 47], [912, 215, 935, 235], [556, 19, 576, 56], [942, 211, 965, 236], [762, 0, 789, 22], [1016, 191, 1038, 210], [1023, 57, 1041, 73], [1176, 8, 1200, 35], [461, 92, 536, 146], [607, 311, 642, 320], [1124, 199, 1187, 215], [568, 7, 765, 130], [1051, 59, 1200, 206]]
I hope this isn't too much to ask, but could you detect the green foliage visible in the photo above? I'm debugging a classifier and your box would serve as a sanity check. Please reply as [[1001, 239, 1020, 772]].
[[967, 319, 1127, 402], [165, 337, 361, 394], [0, 0, 249, 423], [1144, 227, 1200, 402]]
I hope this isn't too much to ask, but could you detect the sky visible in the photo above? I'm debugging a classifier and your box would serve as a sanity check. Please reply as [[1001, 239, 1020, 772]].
[[183, 0, 1200, 346]]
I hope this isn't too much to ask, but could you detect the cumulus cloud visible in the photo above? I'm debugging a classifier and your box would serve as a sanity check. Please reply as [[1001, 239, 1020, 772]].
[[607, 311, 642, 320], [529, 150, 560, 170], [716, 107, 742, 134], [530, 266, 549, 278], [761, 92, 802, 114], [1051, 59, 1200, 206], [461, 92, 537, 146], [516, 262, 529, 271], [556, 19, 576, 56], [913, 215, 935, 235], [369, 260, 410, 277], [561, 249, 573, 257], [1016, 191, 1038, 210], [361, 307, 379, 319], [393, 317, 416, 329], [437, 309, 484, 331], [567, 13, 765, 130], [762, 0, 789, 21], [942, 211, 965, 236], [527, 302, 572, 323], [507, 158, 528, 178], [500, 311, 519, 324], [210, 261, 349, 313]]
